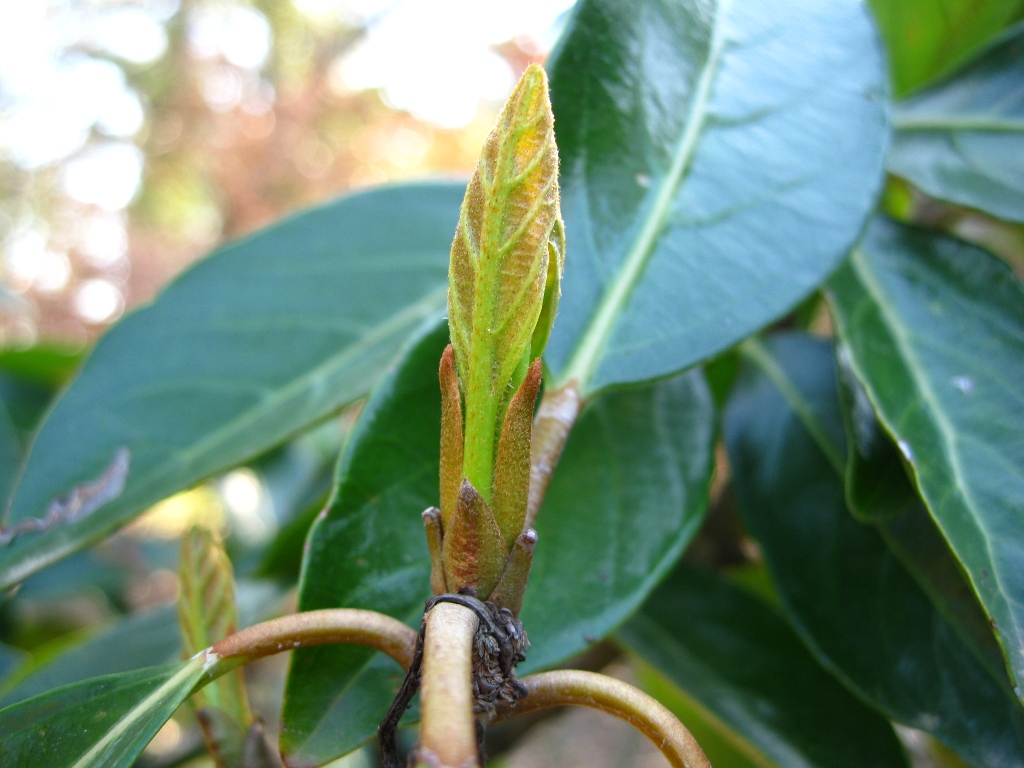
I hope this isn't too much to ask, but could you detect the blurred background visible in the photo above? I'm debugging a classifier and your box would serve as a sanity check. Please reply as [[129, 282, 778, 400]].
[[0, 0, 573, 347], [1, 2, 1022, 767]]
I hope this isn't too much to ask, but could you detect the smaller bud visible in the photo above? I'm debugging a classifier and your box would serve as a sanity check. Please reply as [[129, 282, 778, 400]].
[[492, 359, 542, 546], [422, 508, 447, 596], [442, 479, 508, 598], [438, 345, 463, 528], [490, 528, 538, 618]]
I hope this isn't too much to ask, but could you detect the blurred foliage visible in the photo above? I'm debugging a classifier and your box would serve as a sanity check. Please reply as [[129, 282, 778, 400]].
[[0, 0, 544, 346]]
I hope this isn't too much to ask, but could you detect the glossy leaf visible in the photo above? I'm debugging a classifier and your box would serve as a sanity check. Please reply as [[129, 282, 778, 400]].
[[0, 182, 462, 589], [835, 345, 1008, 683], [868, 0, 1024, 96], [829, 218, 1024, 701], [889, 23, 1024, 223], [725, 333, 1024, 767], [0, 657, 207, 768], [621, 563, 908, 768], [282, 322, 714, 766], [0, 605, 179, 708], [834, 345, 918, 523], [544, 0, 887, 395]]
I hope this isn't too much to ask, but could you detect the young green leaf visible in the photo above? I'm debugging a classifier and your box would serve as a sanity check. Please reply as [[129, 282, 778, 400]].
[[449, 63, 562, 500], [868, 0, 1023, 96], [178, 525, 253, 763]]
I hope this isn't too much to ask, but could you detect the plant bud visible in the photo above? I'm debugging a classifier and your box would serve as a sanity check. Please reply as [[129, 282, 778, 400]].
[[448, 63, 563, 501]]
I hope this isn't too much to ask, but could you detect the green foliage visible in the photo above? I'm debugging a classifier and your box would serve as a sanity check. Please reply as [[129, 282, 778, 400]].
[[889, 22, 1024, 222], [829, 219, 1024, 700], [0, 183, 462, 589], [621, 563, 908, 768], [544, 0, 887, 394], [725, 335, 1024, 765], [0, 659, 208, 768], [281, 321, 714, 764], [1, 0, 1023, 766]]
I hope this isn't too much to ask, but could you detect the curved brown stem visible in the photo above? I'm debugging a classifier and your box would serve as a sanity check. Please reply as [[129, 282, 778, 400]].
[[495, 670, 710, 768], [416, 602, 480, 768], [210, 608, 417, 670]]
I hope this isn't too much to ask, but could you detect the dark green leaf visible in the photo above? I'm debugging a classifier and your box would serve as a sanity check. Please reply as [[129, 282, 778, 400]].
[[0, 182, 462, 589], [0, 401, 21, 507], [0, 658, 207, 768], [890, 23, 1024, 223], [829, 218, 1024, 701], [725, 333, 1024, 767], [543, 0, 887, 395], [835, 345, 1008, 683], [834, 345, 919, 522], [868, 0, 1024, 96], [621, 563, 908, 768], [282, 322, 714, 766], [0, 605, 180, 708], [0, 581, 276, 708], [0, 643, 27, 688], [633, 661, 765, 768]]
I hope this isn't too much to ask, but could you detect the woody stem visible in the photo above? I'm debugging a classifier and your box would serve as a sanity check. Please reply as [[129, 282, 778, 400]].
[[416, 601, 481, 768], [208, 609, 417, 674], [495, 670, 711, 768], [526, 380, 584, 528]]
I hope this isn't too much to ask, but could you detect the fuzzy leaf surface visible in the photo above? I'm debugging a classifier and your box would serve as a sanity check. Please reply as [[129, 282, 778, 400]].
[[282, 323, 714, 766], [0, 182, 462, 589], [890, 23, 1024, 222], [544, 0, 888, 394], [725, 334, 1024, 767], [829, 218, 1024, 702]]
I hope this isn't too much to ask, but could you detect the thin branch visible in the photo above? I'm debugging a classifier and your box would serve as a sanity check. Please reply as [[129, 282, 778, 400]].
[[526, 381, 584, 528], [416, 602, 481, 768], [210, 609, 417, 670], [495, 670, 711, 768]]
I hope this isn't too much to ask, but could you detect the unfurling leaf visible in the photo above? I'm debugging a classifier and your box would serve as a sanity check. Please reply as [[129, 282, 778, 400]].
[[178, 525, 252, 766], [442, 479, 507, 598], [448, 63, 562, 500]]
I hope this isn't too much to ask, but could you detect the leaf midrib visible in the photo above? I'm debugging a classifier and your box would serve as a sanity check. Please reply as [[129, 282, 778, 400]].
[[558, 0, 733, 392], [70, 659, 204, 768]]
